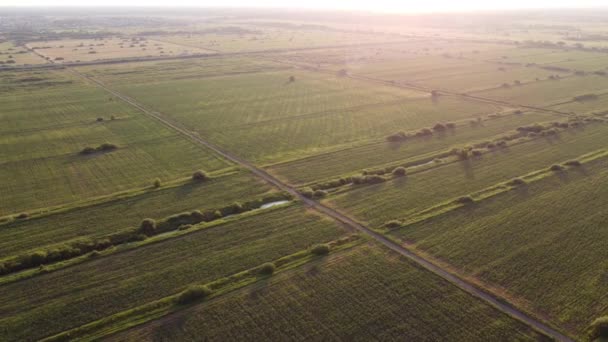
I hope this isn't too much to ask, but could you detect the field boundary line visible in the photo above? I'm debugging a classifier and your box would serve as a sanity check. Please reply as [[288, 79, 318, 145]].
[[69, 67, 574, 342]]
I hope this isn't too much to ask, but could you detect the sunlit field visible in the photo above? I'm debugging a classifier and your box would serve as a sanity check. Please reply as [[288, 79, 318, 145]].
[[1, 6, 608, 342]]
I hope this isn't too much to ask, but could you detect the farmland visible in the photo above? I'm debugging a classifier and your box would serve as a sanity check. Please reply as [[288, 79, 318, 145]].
[[388, 155, 608, 338], [87, 61, 501, 163], [0, 205, 347, 341], [116, 245, 549, 341], [2, 7, 608, 342], [0, 68, 230, 216], [28, 37, 216, 63]]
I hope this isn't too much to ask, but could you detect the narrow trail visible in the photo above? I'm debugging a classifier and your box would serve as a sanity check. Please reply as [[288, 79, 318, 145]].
[[68, 67, 574, 341]]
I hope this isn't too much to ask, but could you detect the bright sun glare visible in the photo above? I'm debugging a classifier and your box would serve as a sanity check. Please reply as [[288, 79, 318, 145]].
[[6, 0, 606, 12]]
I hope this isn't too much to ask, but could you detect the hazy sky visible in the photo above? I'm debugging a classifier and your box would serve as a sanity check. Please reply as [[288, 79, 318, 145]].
[[2, 0, 606, 13]]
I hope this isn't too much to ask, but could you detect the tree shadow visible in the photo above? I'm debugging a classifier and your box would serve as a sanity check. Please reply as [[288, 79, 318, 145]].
[[460, 159, 475, 180], [554, 170, 571, 183]]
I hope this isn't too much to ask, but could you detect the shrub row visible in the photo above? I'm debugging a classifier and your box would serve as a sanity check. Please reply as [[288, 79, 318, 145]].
[[386, 122, 455, 142], [0, 193, 291, 276]]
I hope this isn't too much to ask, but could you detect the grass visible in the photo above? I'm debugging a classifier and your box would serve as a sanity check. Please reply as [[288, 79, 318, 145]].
[[0, 205, 346, 341], [116, 244, 550, 341], [269, 112, 551, 185], [0, 170, 275, 259], [388, 155, 608, 337], [0, 69, 230, 216], [328, 122, 608, 228]]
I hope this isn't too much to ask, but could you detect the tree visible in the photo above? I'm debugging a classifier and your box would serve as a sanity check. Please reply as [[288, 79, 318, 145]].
[[139, 218, 156, 236], [311, 244, 330, 256], [153, 178, 161, 188], [176, 285, 212, 305], [258, 262, 276, 276], [392, 167, 407, 177]]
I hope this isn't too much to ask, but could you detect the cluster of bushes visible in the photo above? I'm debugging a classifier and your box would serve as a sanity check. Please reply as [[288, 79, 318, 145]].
[[386, 122, 455, 142], [80, 143, 118, 155], [0, 238, 115, 276], [0, 193, 291, 276]]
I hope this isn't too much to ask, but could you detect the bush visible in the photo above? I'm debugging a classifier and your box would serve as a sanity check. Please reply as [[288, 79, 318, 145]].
[[80, 146, 96, 154], [392, 167, 407, 177], [313, 190, 328, 198], [222, 202, 244, 216], [139, 218, 156, 236], [311, 244, 330, 256], [153, 178, 161, 188], [192, 170, 208, 182], [416, 128, 433, 137], [80, 143, 117, 155], [300, 187, 314, 198], [178, 224, 193, 231], [176, 285, 212, 305], [15, 212, 29, 219], [432, 123, 446, 131], [288, 75, 295, 82], [190, 210, 205, 223], [445, 122, 456, 129], [365, 175, 386, 184], [589, 316, 608, 341], [517, 124, 545, 133], [471, 149, 483, 157], [550, 164, 564, 172], [384, 220, 402, 229], [258, 262, 276, 276], [507, 178, 526, 186], [386, 131, 407, 142], [455, 196, 474, 205], [96, 117, 104, 122], [564, 160, 581, 167], [452, 148, 470, 160]]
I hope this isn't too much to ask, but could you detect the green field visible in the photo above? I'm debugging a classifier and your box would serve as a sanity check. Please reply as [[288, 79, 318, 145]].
[[0, 205, 346, 341], [269, 112, 552, 185], [114, 244, 549, 342], [0, 69, 230, 216], [85, 61, 501, 163], [329, 123, 608, 228], [0, 170, 275, 259], [3, 10, 608, 342], [474, 75, 608, 106], [389, 156, 608, 337]]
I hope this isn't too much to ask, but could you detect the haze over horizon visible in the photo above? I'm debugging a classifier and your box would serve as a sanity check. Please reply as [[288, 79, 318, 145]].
[[2, 0, 607, 13]]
